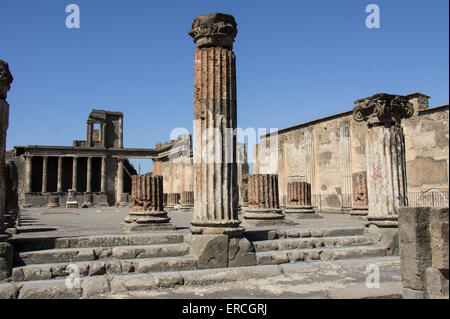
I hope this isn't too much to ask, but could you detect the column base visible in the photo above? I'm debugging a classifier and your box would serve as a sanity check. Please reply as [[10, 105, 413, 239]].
[[66, 201, 78, 208], [284, 206, 322, 219], [178, 203, 194, 212], [243, 208, 294, 227], [351, 207, 368, 216], [122, 210, 176, 232], [190, 220, 244, 236], [186, 234, 256, 269], [365, 216, 398, 255], [165, 204, 178, 212]]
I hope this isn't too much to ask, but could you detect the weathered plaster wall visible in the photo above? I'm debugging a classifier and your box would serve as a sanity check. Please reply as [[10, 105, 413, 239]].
[[254, 102, 449, 211], [403, 106, 449, 193]]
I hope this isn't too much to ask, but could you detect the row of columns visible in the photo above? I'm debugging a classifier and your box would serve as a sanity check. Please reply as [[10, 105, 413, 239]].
[[25, 156, 108, 194]]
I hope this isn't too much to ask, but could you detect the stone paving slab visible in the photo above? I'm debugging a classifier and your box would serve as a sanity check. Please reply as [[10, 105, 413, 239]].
[[13, 208, 365, 239]]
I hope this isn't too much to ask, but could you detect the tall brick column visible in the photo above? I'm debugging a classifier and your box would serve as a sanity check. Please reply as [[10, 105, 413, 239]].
[[353, 93, 413, 252], [284, 181, 321, 219], [122, 174, 175, 232], [0, 59, 13, 280], [351, 171, 369, 216], [189, 13, 243, 235], [243, 174, 292, 226]]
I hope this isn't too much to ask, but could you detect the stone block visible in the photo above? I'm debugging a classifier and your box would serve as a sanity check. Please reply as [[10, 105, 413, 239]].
[[228, 237, 256, 267], [402, 287, 425, 299], [0, 241, 12, 281], [81, 276, 109, 298], [187, 234, 229, 269], [429, 207, 449, 270], [425, 267, 449, 299], [398, 207, 431, 291], [0, 283, 18, 299]]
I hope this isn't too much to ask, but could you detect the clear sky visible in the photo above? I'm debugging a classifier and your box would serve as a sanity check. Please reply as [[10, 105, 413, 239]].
[[1, 0, 448, 173]]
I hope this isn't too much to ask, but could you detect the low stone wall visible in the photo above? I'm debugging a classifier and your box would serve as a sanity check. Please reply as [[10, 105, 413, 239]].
[[23, 193, 109, 208], [398, 207, 449, 299]]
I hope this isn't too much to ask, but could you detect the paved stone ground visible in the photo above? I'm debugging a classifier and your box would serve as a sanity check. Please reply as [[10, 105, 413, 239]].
[[13, 208, 365, 239], [107, 259, 402, 299]]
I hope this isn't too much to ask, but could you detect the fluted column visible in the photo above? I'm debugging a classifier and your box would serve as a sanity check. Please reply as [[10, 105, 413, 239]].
[[353, 93, 413, 227], [57, 157, 63, 193], [41, 156, 48, 193], [339, 120, 352, 212], [72, 157, 78, 191], [284, 181, 321, 219], [86, 157, 92, 193], [0, 59, 14, 279], [189, 13, 243, 235], [243, 174, 292, 226], [122, 174, 175, 231]]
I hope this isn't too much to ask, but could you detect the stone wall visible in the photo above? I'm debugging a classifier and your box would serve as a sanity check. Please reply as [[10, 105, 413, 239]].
[[399, 207, 449, 299], [254, 98, 449, 211]]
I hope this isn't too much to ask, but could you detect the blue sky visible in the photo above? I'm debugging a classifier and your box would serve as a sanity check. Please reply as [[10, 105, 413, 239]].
[[1, 0, 448, 173]]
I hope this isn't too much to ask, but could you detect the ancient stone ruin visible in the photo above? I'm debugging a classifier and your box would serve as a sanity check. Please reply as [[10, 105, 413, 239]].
[[122, 174, 174, 231], [0, 12, 448, 300]]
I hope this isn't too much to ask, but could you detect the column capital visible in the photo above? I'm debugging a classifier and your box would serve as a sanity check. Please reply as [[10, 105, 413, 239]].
[[189, 13, 237, 50], [0, 59, 13, 100], [353, 93, 414, 125]]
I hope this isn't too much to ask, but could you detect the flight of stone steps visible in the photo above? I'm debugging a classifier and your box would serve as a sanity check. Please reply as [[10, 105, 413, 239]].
[[0, 226, 392, 298], [247, 226, 387, 265]]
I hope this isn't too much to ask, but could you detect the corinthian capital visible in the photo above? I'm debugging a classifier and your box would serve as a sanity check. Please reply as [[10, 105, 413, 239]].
[[189, 13, 237, 50], [0, 60, 13, 100], [353, 93, 414, 125]]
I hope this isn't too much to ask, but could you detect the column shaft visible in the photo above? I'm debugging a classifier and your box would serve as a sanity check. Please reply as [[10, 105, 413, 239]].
[[86, 157, 92, 193], [41, 156, 48, 193], [101, 157, 106, 193], [72, 157, 78, 191], [57, 157, 63, 193], [116, 158, 124, 203], [25, 156, 33, 193]]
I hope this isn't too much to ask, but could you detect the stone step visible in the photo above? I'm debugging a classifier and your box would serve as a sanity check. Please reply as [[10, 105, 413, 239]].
[[17, 243, 191, 265], [13, 232, 185, 252], [253, 235, 372, 252], [11, 255, 198, 282], [245, 226, 365, 241], [0, 256, 400, 299], [256, 246, 387, 265]]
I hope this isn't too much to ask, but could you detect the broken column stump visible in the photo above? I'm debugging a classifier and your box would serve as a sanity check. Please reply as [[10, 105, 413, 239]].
[[179, 191, 194, 212], [48, 195, 59, 208], [243, 174, 293, 227], [284, 181, 321, 219], [166, 193, 180, 211], [121, 174, 175, 232], [351, 171, 368, 216]]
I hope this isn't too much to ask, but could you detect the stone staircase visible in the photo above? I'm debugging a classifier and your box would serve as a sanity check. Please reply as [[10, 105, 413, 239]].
[[246, 226, 387, 265], [0, 226, 394, 298], [11, 232, 197, 282]]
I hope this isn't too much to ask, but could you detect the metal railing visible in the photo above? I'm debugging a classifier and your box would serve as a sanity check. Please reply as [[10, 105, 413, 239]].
[[405, 189, 449, 207], [280, 189, 449, 213]]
